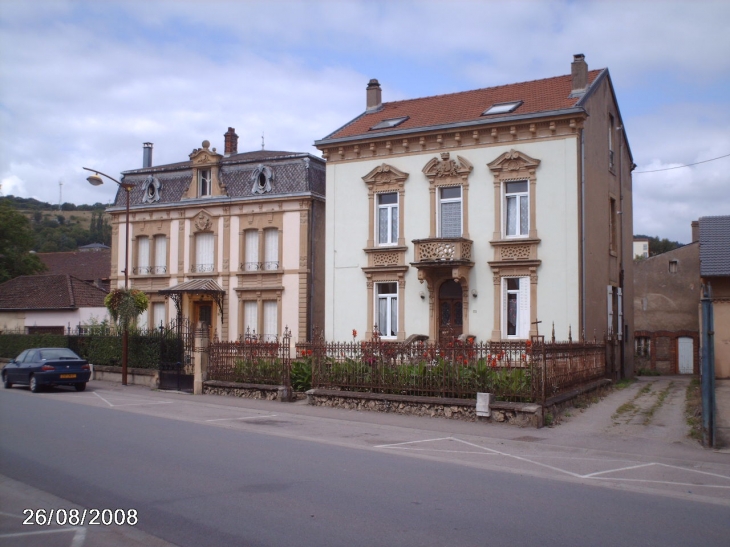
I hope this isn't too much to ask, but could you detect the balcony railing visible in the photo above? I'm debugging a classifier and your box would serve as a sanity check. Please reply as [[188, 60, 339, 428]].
[[190, 263, 215, 273], [132, 265, 168, 275], [412, 238, 473, 264], [240, 261, 280, 272]]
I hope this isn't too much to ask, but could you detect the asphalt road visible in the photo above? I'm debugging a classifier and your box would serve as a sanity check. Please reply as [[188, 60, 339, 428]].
[[1, 382, 729, 547]]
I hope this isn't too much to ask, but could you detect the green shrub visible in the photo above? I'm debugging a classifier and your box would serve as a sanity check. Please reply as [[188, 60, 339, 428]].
[[291, 360, 312, 392]]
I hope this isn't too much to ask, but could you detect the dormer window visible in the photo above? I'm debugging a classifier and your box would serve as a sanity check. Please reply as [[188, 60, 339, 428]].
[[482, 101, 522, 116], [199, 169, 212, 197], [251, 165, 273, 194], [370, 116, 409, 130]]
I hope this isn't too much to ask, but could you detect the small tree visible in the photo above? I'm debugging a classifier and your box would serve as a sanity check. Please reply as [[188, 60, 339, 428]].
[[104, 289, 149, 330]]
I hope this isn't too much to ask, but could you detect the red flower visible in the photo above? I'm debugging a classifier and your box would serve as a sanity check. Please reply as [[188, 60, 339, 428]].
[[525, 339, 532, 348], [352, 329, 358, 338], [491, 359, 497, 368]]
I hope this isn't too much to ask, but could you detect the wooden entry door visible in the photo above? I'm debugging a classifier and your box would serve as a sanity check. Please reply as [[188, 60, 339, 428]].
[[193, 302, 213, 330], [438, 280, 463, 342]]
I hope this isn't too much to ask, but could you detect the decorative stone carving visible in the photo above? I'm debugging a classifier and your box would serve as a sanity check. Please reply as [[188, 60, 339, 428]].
[[415, 239, 472, 262], [251, 164, 274, 194], [501, 245, 531, 260], [194, 212, 212, 232], [362, 163, 409, 188], [141, 175, 162, 203], [422, 152, 473, 181], [372, 252, 400, 267], [488, 149, 541, 175]]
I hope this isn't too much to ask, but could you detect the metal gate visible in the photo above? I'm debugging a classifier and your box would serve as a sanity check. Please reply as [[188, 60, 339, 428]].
[[678, 336, 694, 374], [158, 319, 194, 392]]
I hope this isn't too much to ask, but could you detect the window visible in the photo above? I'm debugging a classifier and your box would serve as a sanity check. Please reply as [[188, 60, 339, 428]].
[[138, 308, 149, 329], [263, 300, 278, 341], [194, 233, 214, 272], [243, 301, 258, 338], [505, 180, 528, 237], [153, 235, 167, 274], [153, 302, 166, 328], [482, 101, 522, 116], [199, 169, 212, 196], [244, 230, 260, 271], [136, 237, 150, 274], [669, 260, 678, 273], [438, 186, 462, 237], [608, 114, 615, 171], [376, 282, 398, 338], [503, 277, 529, 338], [264, 228, 279, 270], [377, 192, 398, 245], [370, 116, 409, 130], [635, 336, 651, 357]]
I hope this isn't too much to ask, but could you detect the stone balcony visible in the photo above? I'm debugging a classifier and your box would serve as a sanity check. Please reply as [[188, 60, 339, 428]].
[[412, 238, 473, 264]]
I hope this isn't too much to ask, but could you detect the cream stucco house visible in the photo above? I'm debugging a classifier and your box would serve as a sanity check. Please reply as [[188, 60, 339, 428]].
[[315, 54, 634, 375], [109, 129, 325, 343]]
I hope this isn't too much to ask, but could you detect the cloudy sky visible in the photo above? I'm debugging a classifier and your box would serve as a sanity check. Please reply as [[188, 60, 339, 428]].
[[1, 0, 728, 243]]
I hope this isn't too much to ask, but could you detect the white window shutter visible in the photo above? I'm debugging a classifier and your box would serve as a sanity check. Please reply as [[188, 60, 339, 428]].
[[137, 238, 150, 270], [154, 236, 166, 270], [153, 302, 165, 328], [617, 287, 623, 340], [519, 277, 530, 338], [244, 301, 258, 335], [501, 279, 508, 338], [245, 230, 259, 269], [263, 301, 277, 341], [607, 286, 614, 336], [196, 233, 214, 266], [264, 229, 279, 269], [138, 308, 148, 330]]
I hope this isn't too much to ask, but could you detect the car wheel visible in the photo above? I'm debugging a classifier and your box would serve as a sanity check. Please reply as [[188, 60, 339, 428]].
[[29, 375, 41, 393], [2, 373, 11, 389], [75, 382, 87, 392]]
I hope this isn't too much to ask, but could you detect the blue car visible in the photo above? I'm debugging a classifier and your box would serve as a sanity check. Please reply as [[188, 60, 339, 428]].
[[2, 348, 91, 393]]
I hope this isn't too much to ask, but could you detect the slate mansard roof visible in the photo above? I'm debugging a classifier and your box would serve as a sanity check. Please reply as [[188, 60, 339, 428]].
[[0, 274, 108, 311], [699, 215, 730, 277], [114, 149, 326, 209], [317, 69, 605, 144]]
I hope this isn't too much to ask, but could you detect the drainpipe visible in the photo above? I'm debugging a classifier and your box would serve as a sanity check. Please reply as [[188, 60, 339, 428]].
[[617, 126, 626, 379], [701, 282, 716, 447], [579, 128, 586, 340]]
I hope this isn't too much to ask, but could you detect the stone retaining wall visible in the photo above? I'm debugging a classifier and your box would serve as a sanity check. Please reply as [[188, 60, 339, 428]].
[[92, 365, 158, 388], [203, 380, 290, 401]]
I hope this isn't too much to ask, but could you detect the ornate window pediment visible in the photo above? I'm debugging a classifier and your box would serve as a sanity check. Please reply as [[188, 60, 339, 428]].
[[422, 152, 473, 183], [193, 210, 214, 232], [487, 149, 540, 176], [362, 163, 409, 190]]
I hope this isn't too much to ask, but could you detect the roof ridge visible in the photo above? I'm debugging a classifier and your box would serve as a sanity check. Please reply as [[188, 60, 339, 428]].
[[379, 69, 605, 107]]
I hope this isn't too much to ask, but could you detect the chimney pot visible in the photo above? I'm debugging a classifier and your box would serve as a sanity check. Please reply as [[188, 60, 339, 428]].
[[224, 127, 238, 156], [691, 220, 700, 243], [366, 79, 382, 112], [571, 53, 588, 94], [143, 142, 153, 168]]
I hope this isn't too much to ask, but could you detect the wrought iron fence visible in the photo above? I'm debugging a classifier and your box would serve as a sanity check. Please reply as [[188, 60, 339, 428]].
[[208, 328, 291, 386]]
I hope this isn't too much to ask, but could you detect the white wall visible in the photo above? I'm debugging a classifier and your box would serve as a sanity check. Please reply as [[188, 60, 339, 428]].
[[325, 138, 580, 341]]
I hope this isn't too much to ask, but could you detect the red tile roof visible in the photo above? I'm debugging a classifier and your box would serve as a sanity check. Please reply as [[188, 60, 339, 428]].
[[0, 274, 107, 310], [321, 70, 604, 142], [37, 250, 111, 283]]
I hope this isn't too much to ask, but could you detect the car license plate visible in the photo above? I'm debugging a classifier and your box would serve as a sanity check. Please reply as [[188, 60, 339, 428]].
[[60, 374, 77, 379]]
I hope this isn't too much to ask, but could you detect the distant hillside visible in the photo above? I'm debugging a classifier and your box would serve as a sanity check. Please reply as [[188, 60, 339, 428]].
[[1, 195, 111, 252]]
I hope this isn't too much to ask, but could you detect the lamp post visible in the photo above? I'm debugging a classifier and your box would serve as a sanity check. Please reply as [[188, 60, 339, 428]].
[[84, 167, 135, 385]]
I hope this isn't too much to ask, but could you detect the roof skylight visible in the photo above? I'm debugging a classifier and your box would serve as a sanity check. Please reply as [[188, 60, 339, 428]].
[[370, 116, 409, 130], [482, 101, 523, 116]]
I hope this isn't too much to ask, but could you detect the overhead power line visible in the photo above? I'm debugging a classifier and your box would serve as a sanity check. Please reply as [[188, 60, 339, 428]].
[[633, 153, 730, 174]]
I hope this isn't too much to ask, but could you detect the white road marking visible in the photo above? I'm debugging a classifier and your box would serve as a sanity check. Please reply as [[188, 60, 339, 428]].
[[205, 414, 278, 422], [93, 391, 173, 408], [375, 436, 730, 489], [0, 528, 76, 538]]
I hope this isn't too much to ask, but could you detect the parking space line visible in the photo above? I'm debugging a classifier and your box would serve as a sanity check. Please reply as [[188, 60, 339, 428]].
[[204, 414, 278, 422], [93, 391, 174, 408], [584, 463, 655, 478]]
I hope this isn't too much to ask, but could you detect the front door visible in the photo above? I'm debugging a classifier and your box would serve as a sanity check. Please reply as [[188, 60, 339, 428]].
[[194, 302, 213, 332], [678, 337, 693, 374], [438, 280, 463, 342]]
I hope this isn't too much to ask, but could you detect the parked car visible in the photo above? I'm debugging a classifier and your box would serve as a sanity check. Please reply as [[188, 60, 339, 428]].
[[2, 348, 91, 393]]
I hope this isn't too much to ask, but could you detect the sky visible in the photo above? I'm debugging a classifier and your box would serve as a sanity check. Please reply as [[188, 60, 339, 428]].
[[0, 0, 728, 244]]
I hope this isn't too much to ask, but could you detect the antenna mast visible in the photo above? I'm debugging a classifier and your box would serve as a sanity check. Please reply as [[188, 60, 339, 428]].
[[59, 179, 63, 210]]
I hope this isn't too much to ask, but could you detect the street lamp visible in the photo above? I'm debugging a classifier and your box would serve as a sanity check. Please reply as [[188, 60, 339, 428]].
[[84, 167, 135, 385]]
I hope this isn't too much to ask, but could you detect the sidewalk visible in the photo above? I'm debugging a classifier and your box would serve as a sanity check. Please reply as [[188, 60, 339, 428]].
[[715, 379, 730, 449]]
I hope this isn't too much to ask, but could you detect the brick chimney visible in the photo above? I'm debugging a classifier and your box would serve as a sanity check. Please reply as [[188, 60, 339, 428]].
[[691, 220, 699, 242], [571, 53, 588, 94], [143, 142, 153, 168], [366, 79, 382, 112], [224, 127, 238, 156]]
